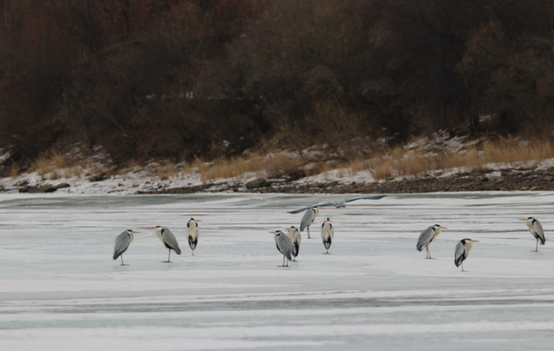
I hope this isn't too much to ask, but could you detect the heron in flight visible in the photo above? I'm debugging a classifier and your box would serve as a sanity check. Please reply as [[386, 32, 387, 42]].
[[187, 218, 201, 256], [317, 195, 386, 208], [147, 226, 181, 263], [113, 229, 140, 266], [520, 217, 546, 252], [321, 217, 334, 254], [270, 230, 294, 267], [287, 195, 386, 213], [416, 224, 448, 259], [286, 226, 301, 261], [454, 238, 479, 272]]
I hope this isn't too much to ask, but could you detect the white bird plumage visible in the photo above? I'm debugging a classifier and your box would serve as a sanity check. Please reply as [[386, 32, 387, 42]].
[[520, 217, 546, 252], [321, 217, 334, 254], [454, 238, 478, 272], [147, 226, 181, 263], [113, 229, 140, 266], [286, 226, 301, 261], [416, 224, 447, 259], [187, 218, 201, 256]]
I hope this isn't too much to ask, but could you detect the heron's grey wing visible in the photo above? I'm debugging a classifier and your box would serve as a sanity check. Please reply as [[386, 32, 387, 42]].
[[416, 227, 434, 251], [454, 241, 465, 267], [281, 235, 294, 260], [296, 229, 302, 245], [344, 195, 387, 203], [113, 231, 131, 260], [162, 227, 181, 255], [300, 209, 315, 231], [533, 220, 546, 244], [287, 206, 313, 214], [316, 202, 336, 208]]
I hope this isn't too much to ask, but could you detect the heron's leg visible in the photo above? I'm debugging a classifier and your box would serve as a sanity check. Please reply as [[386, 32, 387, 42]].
[[120, 255, 128, 266], [192, 249, 195, 256], [535, 238, 539, 252], [307, 226, 311, 239], [461, 262, 464, 272], [163, 250, 172, 263], [428, 245, 433, 259]]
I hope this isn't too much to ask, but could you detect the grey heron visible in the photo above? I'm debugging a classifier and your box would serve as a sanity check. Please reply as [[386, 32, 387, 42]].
[[416, 224, 448, 259], [296, 206, 319, 239], [321, 217, 334, 254], [520, 217, 546, 252], [187, 218, 201, 256], [454, 238, 479, 272], [147, 226, 181, 263], [317, 195, 386, 208], [270, 230, 294, 267], [286, 226, 301, 261], [113, 229, 140, 266]]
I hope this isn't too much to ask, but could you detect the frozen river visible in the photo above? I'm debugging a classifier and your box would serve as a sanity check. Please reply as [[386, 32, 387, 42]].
[[1, 192, 554, 350]]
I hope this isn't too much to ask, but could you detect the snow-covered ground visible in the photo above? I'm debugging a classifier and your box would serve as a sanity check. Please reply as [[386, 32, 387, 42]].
[[1, 192, 554, 350]]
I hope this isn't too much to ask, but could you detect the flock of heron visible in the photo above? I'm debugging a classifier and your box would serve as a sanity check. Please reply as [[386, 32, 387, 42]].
[[112, 196, 547, 272], [415, 216, 546, 271]]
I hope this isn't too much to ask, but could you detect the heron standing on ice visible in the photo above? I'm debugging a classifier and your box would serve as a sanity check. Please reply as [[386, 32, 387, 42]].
[[187, 218, 201, 256], [147, 226, 181, 263], [298, 206, 319, 239], [416, 224, 448, 259], [454, 238, 479, 272], [113, 229, 140, 266], [286, 226, 301, 261], [321, 217, 334, 254], [520, 217, 546, 252], [270, 230, 294, 267]]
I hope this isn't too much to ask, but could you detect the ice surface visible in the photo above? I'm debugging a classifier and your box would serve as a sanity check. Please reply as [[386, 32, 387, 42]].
[[1, 192, 554, 350]]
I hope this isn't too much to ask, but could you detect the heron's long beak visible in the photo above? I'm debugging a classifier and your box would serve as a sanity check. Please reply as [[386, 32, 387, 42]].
[[195, 220, 202, 222], [518, 219, 527, 221], [285, 227, 291, 230], [269, 231, 276, 234], [440, 226, 448, 229], [146, 227, 156, 230], [471, 240, 480, 242], [132, 231, 141, 233]]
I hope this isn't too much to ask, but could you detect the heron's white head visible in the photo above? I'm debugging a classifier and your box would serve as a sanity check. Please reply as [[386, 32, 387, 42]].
[[188, 218, 201, 229], [323, 217, 331, 222], [126, 229, 141, 234], [269, 230, 284, 239], [146, 226, 163, 234], [433, 224, 448, 232], [519, 217, 535, 227]]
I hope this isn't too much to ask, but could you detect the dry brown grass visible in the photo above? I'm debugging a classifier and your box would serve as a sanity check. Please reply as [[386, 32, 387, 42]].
[[17, 137, 554, 185], [24, 149, 112, 180], [30, 151, 66, 176], [151, 152, 303, 184], [366, 137, 554, 180]]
